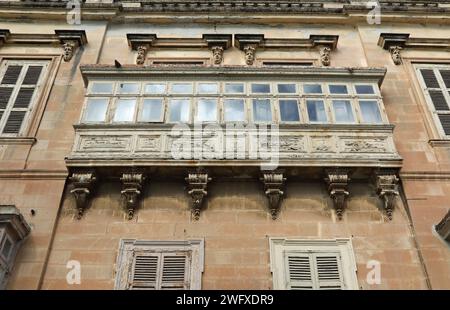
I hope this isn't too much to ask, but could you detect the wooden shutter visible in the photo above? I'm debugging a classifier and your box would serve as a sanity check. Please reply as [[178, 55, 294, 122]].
[[0, 87, 13, 109], [3, 111, 26, 134], [420, 69, 440, 88], [1, 65, 22, 85], [439, 70, 450, 88], [438, 114, 450, 135], [428, 90, 449, 111], [286, 254, 314, 289], [314, 254, 343, 290], [130, 254, 159, 289], [160, 253, 189, 289], [22, 66, 43, 85]]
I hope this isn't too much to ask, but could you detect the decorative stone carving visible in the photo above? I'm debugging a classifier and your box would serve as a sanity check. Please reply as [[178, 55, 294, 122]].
[[260, 172, 286, 220], [136, 45, 148, 65], [211, 46, 224, 65], [69, 172, 96, 219], [325, 169, 350, 220], [62, 40, 78, 62], [375, 172, 399, 220], [319, 46, 331, 66], [436, 209, 450, 242], [389, 46, 402, 65], [243, 45, 257, 65], [120, 173, 145, 220], [185, 172, 211, 220]]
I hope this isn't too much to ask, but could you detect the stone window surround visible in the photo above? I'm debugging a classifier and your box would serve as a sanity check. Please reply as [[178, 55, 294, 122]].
[[269, 237, 359, 290], [114, 239, 204, 290], [80, 79, 385, 126], [0, 55, 59, 146], [403, 58, 450, 147]]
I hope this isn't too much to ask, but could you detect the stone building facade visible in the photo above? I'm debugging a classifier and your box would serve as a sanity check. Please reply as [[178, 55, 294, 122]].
[[0, 0, 449, 290]]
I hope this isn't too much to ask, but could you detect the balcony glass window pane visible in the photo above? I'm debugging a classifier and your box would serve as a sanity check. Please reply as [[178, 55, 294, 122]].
[[198, 83, 218, 94], [196, 99, 217, 122], [83, 98, 109, 122], [253, 99, 272, 122], [224, 99, 245, 122], [279, 99, 300, 122], [225, 83, 244, 94], [303, 84, 322, 94], [306, 100, 327, 122], [359, 100, 382, 123], [277, 84, 296, 94], [140, 99, 163, 122], [113, 99, 136, 122], [329, 85, 348, 94], [144, 83, 166, 94], [251, 83, 270, 94], [169, 99, 190, 122], [333, 100, 355, 123], [117, 83, 140, 94], [91, 82, 113, 94], [355, 85, 375, 94], [171, 83, 193, 94]]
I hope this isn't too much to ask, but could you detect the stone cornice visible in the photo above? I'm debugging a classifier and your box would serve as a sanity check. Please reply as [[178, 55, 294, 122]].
[[0, 205, 31, 240], [79, 65, 387, 86]]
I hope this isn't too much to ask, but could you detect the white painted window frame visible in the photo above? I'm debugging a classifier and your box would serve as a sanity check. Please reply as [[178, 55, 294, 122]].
[[114, 239, 204, 290], [269, 238, 359, 290]]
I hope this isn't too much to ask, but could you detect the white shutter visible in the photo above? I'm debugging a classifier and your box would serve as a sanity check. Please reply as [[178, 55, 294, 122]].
[[130, 253, 159, 289], [285, 254, 314, 289], [160, 253, 190, 289], [314, 253, 343, 290]]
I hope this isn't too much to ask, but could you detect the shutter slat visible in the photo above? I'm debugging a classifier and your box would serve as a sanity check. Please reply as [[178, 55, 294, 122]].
[[161, 255, 187, 288], [429, 91, 449, 111], [439, 70, 450, 88], [3, 111, 26, 134], [420, 69, 440, 88], [0, 87, 13, 109], [23, 66, 43, 85], [1, 65, 22, 85], [14, 88, 35, 109], [131, 255, 158, 289], [438, 114, 450, 135]]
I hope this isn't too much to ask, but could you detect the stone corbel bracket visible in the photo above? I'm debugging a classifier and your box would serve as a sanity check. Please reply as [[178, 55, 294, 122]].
[[203, 34, 232, 65], [436, 209, 450, 242], [0, 205, 31, 241], [69, 172, 96, 219], [378, 33, 450, 65], [325, 169, 350, 220], [310, 35, 339, 67], [260, 171, 286, 220], [127, 33, 157, 65], [185, 172, 211, 221], [235, 34, 265, 66], [55, 30, 87, 62], [120, 173, 145, 220], [374, 170, 399, 220]]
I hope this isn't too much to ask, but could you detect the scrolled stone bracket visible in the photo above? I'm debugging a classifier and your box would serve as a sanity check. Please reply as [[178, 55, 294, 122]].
[[126, 33, 157, 65], [120, 173, 146, 220], [69, 172, 96, 219], [375, 171, 399, 220], [310, 35, 338, 67], [203, 34, 232, 65], [185, 172, 211, 220], [260, 171, 286, 220], [389, 46, 403, 65], [55, 30, 87, 62], [235, 34, 264, 66], [136, 45, 149, 65], [325, 169, 350, 220]]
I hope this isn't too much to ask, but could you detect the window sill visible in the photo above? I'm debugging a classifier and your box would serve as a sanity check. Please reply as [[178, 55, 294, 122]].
[[429, 139, 450, 147], [0, 137, 36, 145]]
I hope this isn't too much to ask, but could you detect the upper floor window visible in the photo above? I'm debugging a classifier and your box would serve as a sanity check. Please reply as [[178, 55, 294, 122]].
[[0, 60, 48, 136], [270, 238, 359, 290], [415, 64, 450, 138], [114, 239, 204, 290], [81, 80, 384, 125]]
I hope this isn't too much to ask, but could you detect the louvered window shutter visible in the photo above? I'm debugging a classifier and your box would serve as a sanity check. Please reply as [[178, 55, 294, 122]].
[[130, 253, 159, 289], [160, 253, 189, 289], [286, 254, 314, 289], [314, 253, 343, 290], [0, 62, 45, 135], [418, 67, 450, 136], [286, 252, 344, 290]]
